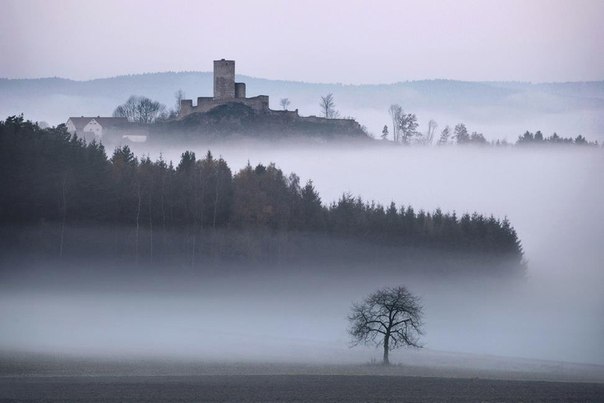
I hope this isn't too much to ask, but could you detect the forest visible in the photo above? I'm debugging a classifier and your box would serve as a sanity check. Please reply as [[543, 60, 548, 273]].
[[0, 116, 523, 270]]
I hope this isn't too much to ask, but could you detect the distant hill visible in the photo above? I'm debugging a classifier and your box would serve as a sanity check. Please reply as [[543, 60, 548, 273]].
[[1, 73, 603, 141]]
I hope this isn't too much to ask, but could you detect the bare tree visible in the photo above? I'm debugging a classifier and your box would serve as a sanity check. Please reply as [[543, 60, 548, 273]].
[[280, 98, 291, 110], [113, 97, 138, 121], [425, 119, 438, 145], [135, 181, 141, 265], [174, 89, 186, 115], [348, 286, 423, 365], [319, 93, 339, 118], [113, 95, 166, 123], [58, 174, 68, 257], [389, 104, 402, 142], [415, 119, 437, 145], [138, 97, 166, 124]]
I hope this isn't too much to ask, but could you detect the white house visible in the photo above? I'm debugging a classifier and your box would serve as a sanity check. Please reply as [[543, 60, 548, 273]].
[[66, 116, 129, 141], [65, 116, 148, 143]]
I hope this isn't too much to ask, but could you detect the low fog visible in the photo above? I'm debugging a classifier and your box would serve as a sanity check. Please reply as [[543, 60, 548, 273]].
[[1, 144, 603, 368], [2, 74, 604, 143]]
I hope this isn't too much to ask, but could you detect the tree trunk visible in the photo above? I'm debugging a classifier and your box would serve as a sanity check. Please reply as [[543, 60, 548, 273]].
[[136, 183, 141, 265], [383, 334, 390, 365], [191, 225, 196, 268], [59, 176, 67, 258], [148, 192, 153, 260], [213, 176, 220, 229], [160, 175, 166, 254]]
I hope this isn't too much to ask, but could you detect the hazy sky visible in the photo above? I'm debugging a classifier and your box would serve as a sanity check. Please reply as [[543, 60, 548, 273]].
[[1, 0, 603, 83]]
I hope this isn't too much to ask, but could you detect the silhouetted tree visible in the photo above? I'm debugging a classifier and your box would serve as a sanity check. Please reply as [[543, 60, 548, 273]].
[[397, 112, 419, 145], [299, 180, 325, 231], [280, 98, 290, 110], [174, 89, 186, 117], [575, 135, 587, 145], [454, 123, 470, 144], [232, 163, 292, 229], [349, 286, 423, 365], [438, 125, 451, 145], [381, 125, 389, 140], [514, 130, 596, 146], [517, 131, 534, 145], [422, 119, 438, 145], [469, 131, 487, 145], [319, 93, 339, 119], [113, 95, 166, 123], [389, 104, 402, 142]]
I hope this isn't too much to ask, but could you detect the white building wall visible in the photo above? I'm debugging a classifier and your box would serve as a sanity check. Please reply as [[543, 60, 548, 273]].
[[83, 119, 103, 138], [65, 119, 77, 134]]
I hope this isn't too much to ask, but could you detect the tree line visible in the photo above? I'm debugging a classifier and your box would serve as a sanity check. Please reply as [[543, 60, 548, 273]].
[[382, 104, 600, 146], [0, 116, 523, 264], [110, 92, 598, 147], [312, 94, 599, 146], [112, 90, 186, 123]]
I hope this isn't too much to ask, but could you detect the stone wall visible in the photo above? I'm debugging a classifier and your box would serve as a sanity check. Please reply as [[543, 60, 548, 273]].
[[235, 82, 246, 98], [180, 96, 270, 116], [180, 99, 193, 116], [298, 115, 360, 127]]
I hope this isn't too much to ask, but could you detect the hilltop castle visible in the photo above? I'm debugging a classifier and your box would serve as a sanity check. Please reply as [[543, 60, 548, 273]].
[[62, 59, 367, 143], [179, 59, 270, 118], [173, 59, 366, 139]]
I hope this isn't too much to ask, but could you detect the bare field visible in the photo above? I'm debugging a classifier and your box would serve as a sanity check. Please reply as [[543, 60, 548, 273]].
[[1, 353, 603, 402], [1, 374, 603, 402]]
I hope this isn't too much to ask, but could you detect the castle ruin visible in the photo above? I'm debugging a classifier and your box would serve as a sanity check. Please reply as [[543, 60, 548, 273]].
[[175, 59, 366, 138], [179, 59, 270, 118]]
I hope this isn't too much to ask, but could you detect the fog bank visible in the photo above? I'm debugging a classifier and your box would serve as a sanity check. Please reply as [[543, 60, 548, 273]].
[[1, 145, 602, 366]]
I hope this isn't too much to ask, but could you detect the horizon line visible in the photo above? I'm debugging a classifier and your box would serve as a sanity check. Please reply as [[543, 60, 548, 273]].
[[1, 72, 603, 87]]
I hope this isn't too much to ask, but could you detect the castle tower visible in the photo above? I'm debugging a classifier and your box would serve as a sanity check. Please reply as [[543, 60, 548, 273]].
[[235, 82, 246, 98], [214, 59, 235, 100]]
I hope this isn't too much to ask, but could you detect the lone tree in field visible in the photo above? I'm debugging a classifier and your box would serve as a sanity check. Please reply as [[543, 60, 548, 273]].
[[348, 286, 423, 365]]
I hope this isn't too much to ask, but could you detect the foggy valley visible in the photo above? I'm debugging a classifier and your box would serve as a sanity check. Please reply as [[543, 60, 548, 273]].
[[2, 74, 603, 143], [2, 1, 604, 400], [1, 142, 602, 369]]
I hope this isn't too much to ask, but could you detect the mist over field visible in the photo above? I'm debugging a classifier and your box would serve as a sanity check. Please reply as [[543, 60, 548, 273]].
[[1, 143, 602, 367], [2, 1, 604, 400]]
